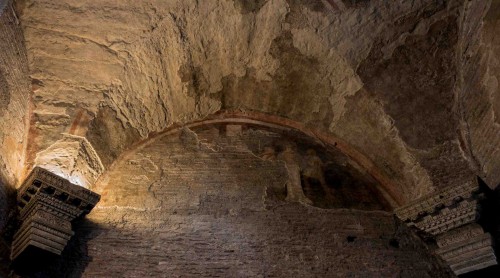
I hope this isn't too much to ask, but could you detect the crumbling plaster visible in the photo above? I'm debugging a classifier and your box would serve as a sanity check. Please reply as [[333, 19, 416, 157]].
[[0, 0, 498, 222], [0, 0, 499, 276]]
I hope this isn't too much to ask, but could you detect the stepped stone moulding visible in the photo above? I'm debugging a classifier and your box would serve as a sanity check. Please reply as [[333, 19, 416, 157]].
[[395, 180, 497, 275], [11, 167, 100, 263]]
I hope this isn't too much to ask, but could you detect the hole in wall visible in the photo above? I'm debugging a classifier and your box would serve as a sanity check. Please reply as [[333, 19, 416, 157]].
[[389, 238, 400, 248], [347, 236, 356, 243]]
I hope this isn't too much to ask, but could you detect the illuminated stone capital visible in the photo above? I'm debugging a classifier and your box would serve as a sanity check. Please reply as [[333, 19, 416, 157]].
[[11, 167, 100, 264]]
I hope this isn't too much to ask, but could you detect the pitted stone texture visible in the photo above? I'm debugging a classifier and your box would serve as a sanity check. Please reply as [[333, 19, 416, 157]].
[[355, 6, 476, 197], [0, 0, 30, 201], [0, 3, 31, 272], [28, 126, 453, 277], [15, 0, 481, 204], [458, 0, 500, 189], [0, 68, 10, 117]]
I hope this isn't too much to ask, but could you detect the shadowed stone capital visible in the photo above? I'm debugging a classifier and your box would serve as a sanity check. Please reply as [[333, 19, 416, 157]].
[[394, 181, 497, 275]]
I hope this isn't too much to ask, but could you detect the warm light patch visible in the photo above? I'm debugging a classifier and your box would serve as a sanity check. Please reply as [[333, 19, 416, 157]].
[[33, 134, 104, 189]]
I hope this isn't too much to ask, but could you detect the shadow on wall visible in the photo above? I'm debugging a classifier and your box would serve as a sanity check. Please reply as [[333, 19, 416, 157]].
[[9, 208, 454, 277], [10, 218, 103, 278], [0, 176, 17, 277], [241, 125, 392, 211], [3, 123, 454, 277]]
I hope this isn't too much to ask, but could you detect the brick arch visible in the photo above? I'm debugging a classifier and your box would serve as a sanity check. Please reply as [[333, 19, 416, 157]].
[[97, 110, 404, 208]]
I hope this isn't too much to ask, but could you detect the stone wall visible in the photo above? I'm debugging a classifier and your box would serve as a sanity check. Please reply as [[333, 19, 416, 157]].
[[0, 0, 30, 236], [0, 0, 31, 273], [21, 125, 452, 277], [458, 0, 500, 190], [16, 0, 479, 205]]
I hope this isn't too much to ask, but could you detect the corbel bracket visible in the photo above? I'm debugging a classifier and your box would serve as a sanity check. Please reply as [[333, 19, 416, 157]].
[[395, 180, 497, 275], [11, 167, 100, 263]]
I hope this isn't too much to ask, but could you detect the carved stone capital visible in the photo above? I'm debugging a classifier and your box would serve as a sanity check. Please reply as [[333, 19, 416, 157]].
[[395, 181, 497, 275], [435, 224, 496, 275], [11, 167, 100, 262]]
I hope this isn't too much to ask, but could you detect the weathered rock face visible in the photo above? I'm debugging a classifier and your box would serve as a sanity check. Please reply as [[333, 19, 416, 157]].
[[0, 2, 31, 273], [34, 134, 104, 188], [1, 0, 500, 275], [358, 9, 475, 190], [0, 0, 30, 230], [24, 126, 452, 277], [458, 0, 500, 189], [15, 0, 496, 206]]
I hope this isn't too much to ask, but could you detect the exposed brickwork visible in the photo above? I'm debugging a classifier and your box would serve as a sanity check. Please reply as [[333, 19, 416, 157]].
[[0, 0, 30, 185], [1, 0, 499, 276], [0, 1, 31, 274], [25, 126, 452, 277]]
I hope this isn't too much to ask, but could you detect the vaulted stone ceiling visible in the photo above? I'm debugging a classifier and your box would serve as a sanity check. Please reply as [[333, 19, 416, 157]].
[[0, 0, 499, 213], [1, 0, 500, 276]]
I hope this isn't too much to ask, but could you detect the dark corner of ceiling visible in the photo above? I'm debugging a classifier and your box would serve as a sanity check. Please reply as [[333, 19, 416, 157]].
[[0, 182, 18, 277]]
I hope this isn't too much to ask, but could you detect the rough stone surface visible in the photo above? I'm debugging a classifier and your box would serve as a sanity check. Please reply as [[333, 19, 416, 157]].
[[34, 134, 104, 188], [1, 0, 500, 276], [13, 0, 495, 205], [0, 0, 30, 174], [0, 0, 30, 244], [22, 126, 452, 277], [458, 0, 500, 189], [0, 68, 10, 117]]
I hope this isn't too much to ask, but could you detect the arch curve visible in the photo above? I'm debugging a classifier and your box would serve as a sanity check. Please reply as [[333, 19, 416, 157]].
[[96, 110, 404, 208]]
